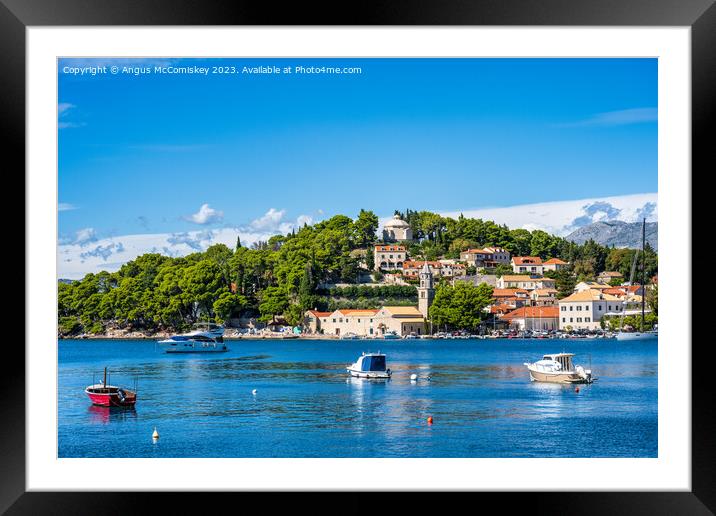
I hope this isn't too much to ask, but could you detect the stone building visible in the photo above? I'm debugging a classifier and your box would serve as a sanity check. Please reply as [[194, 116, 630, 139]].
[[382, 214, 413, 242]]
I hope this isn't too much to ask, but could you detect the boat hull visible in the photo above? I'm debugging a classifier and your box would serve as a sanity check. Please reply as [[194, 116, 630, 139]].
[[158, 341, 229, 353], [615, 332, 657, 341], [347, 368, 391, 379], [527, 369, 590, 384], [85, 389, 136, 407]]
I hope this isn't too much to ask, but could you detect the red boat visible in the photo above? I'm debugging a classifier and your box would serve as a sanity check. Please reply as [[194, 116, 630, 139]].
[[85, 367, 137, 407]]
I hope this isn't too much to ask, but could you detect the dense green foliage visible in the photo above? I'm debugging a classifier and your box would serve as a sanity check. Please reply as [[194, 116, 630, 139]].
[[429, 282, 494, 331], [58, 207, 657, 336]]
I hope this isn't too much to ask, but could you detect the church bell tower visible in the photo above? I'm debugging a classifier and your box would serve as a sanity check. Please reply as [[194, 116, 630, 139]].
[[418, 262, 435, 320]]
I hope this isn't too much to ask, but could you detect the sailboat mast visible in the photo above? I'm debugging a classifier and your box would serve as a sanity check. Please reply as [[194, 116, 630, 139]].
[[641, 218, 646, 331]]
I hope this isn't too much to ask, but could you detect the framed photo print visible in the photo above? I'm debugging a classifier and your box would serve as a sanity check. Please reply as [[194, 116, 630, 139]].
[[4, 0, 714, 513]]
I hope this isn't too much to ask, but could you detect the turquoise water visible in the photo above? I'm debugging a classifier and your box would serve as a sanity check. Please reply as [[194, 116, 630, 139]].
[[58, 338, 657, 458]]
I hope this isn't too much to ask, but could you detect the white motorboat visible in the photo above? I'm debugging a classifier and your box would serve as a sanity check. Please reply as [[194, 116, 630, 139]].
[[340, 332, 361, 340], [524, 353, 594, 384], [347, 352, 392, 379], [381, 331, 400, 340], [157, 322, 228, 353]]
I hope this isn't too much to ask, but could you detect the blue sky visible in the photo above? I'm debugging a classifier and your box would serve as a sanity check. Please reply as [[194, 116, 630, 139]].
[[58, 58, 657, 278]]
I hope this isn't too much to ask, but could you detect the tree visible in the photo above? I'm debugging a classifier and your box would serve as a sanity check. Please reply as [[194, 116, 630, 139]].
[[258, 286, 289, 323], [213, 292, 247, 323], [353, 209, 379, 247], [553, 267, 577, 298], [429, 282, 493, 331]]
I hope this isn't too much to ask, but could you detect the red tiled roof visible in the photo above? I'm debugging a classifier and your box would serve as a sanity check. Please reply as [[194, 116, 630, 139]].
[[308, 310, 332, 317], [462, 248, 493, 255], [543, 258, 567, 265], [403, 260, 442, 268], [374, 245, 406, 251], [502, 306, 560, 319], [336, 309, 380, 315], [512, 256, 543, 265], [492, 289, 529, 297]]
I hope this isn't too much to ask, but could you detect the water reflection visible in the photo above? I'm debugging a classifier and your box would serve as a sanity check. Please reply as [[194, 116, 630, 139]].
[[87, 405, 137, 424]]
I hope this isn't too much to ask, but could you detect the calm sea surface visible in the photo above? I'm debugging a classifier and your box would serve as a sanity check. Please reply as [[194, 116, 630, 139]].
[[58, 338, 657, 458]]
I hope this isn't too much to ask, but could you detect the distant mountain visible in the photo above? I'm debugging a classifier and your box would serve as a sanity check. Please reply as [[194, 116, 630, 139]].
[[565, 221, 657, 250]]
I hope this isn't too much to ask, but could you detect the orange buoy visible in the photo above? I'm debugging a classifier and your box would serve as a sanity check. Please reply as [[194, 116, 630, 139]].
[[427, 416, 433, 424]]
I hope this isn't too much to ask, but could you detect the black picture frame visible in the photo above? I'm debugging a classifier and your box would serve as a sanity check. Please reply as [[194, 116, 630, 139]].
[[3, 0, 713, 513]]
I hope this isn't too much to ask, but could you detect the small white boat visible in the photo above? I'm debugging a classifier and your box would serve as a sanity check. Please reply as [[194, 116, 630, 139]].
[[381, 331, 400, 340], [340, 332, 361, 340], [347, 352, 392, 379], [157, 322, 228, 353], [524, 353, 594, 384], [403, 333, 418, 340]]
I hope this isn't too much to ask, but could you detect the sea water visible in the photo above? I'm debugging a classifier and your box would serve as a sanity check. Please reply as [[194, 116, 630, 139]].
[[58, 338, 657, 458]]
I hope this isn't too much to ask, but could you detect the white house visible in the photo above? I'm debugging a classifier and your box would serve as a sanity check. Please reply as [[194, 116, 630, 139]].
[[460, 247, 511, 268], [558, 289, 624, 331], [511, 256, 544, 274], [496, 275, 556, 291]]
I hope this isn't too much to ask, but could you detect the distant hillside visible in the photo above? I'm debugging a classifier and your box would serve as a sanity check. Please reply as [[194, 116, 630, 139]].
[[565, 221, 657, 250]]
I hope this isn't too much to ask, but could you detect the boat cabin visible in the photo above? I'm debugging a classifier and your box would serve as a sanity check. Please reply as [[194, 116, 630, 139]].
[[543, 353, 575, 372], [355, 353, 388, 372]]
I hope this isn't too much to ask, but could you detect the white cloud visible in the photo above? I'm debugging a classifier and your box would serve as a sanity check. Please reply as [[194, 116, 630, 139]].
[[57, 207, 326, 279], [249, 208, 287, 231], [185, 204, 224, 225], [296, 214, 313, 227], [436, 193, 658, 236], [58, 228, 276, 279], [58, 203, 77, 212], [59, 227, 97, 247]]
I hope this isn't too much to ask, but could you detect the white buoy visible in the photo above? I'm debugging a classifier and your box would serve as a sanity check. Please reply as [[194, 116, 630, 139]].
[[152, 427, 159, 440], [410, 374, 418, 381], [252, 389, 257, 395]]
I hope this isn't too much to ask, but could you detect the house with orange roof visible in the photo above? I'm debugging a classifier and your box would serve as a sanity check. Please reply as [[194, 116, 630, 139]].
[[543, 258, 569, 272], [491, 288, 530, 308], [511, 256, 544, 274], [597, 270, 624, 284], [496, 275, 556, 291], [403, 260, 466, 278], [303, 310, 333, 334], [316, 308, 381, 337], [530, 288, 559, 306], [459, 247, 510, 268], [373, 244, 407, 271], [501, 306, 560, 331]]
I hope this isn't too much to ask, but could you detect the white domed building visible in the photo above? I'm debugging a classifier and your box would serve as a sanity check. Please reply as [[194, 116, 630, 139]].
[[382, 215, 413, 242]]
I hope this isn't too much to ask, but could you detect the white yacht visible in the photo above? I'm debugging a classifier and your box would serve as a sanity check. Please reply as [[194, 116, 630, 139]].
[[347, 352, 392, 379], [524, 353, 594, 384], [157, 322, 228, 353]]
